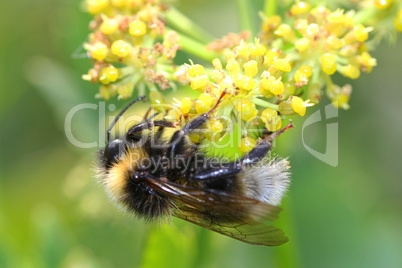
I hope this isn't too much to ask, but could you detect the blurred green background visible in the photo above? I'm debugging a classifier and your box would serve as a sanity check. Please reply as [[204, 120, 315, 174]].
[[1, 0, 401, 267]]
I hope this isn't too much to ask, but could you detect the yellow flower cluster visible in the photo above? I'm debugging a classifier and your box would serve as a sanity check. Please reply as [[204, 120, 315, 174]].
[[79, 1, 400, 153], [172, 39, 312, 152], [82, 0, 181, 100], [357, 0, 402, 35], [260, 3, 377, 109]]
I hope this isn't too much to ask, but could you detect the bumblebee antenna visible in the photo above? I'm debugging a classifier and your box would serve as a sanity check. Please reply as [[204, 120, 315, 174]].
[[107, 96, 146, 143], [267, 120, 294, 142]]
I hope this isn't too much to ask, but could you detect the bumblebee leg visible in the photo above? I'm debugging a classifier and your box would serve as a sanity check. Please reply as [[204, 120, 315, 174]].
[[194, 140, 273, 180], [154, 114, 182, 139], [142, 107, 152, 121], [241, 122, 294, 165], [241, 140, 272, 165], [167, 113, 209, 157], [168, 91, 226, 157], [193, 162, 240, 180], [155, 126, 166, 140]]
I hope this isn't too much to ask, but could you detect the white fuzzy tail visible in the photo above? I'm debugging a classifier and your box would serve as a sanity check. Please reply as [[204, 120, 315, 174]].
[[240, 158, 291, 206]]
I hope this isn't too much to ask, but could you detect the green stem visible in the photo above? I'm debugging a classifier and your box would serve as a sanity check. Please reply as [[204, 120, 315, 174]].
[[146, 81, 158, 92], [119, 66, 135, 77], [324, 73, 333, 88], [252, 97, 279, 110], [311, 65, 321, 84], [114, 70, 140, 89], [264, 0, 277, 17], [172, 28, 221, 62], [236, 0, 255, 38], [158, 63, 175, 74], [354, 7, 376, 24], [138, 82, 146, 97], [165, 7, 215, 44], [272, 196, 301, 268]]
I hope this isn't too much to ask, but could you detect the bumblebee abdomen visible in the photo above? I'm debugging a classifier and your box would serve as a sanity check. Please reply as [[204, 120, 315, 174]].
[[122, 180, 172, 219], [100, 147, 173, 220]]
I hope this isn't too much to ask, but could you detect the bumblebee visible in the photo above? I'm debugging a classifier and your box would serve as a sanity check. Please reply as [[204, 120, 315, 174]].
[[96, 95, 292, 246]]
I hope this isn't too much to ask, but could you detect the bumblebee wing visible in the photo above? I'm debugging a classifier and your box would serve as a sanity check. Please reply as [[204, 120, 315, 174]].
[[177, 213, 288, 246], [146, 179, 288, 246]]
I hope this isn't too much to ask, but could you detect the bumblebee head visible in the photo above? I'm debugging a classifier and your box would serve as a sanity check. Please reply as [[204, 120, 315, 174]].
[[103, 138, 127, 168], [102, 96, 146, 169]]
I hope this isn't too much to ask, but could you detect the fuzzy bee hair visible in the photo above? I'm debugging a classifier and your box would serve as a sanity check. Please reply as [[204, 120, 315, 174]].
[[95, 95, 292, 246], [238, 157, 290, 206], [96, 141, 290, 218]]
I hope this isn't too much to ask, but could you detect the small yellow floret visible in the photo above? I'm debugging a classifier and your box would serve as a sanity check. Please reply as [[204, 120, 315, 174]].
[[188, 132, 205, 144], [295, 38, 310, 52], [226, 58, 240, 73], [117, 82, 134, 100], [99, 66, 119, 85], [328, 9, 346, 25], [290, 2, 311, 15], [212, 58, 223, 71], [291, 96, 307, 116], [394, 10, 402, 31], [262, 15, 281, 32], [89, 42, 108, 61], [320, 53, 337, 74], [129, 19, 147, 36], [205, 119, 224, 141], [273, 58, 291, 72], [332, 94, 350, 109], [353, 24, 370, 42], [235, 99, 258, 121], [343, 64, 360, 79], [261, 108, 278, 124], [248, 40, 266, 56], [243, 60, 258, 77], [299, 65, 312, 76], [188, 64, 204, 78], [265, 115, 282, 132], [374, 0, 393, 9], [100, 18, 119, 35], [306, 23, 319, 37], [236, 75, 256, 91], [265, 49, 281, 65], [111, 40, 131, 58], [238, 136, 257, 153], [191, 75, 209, 91], [211, 70, 224, 83], [357, 52, 377, 72], [326, 36, 343, 49], [149, 91, 165, 108], [111, 0, 126, 6], [234, 45, 249, 58], [195, 93, 213, 114], [294, 70, 308, 84], [274, 24, 295, 41], [260, 76, 285, 96], [179, 97, 192, 114], [86, 0, 109, 14], [225, 51, 236, 62]]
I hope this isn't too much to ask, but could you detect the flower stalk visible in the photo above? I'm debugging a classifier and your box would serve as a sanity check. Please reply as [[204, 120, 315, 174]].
[[236, 0, 256, 37], [164, 7, 214, 44]]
